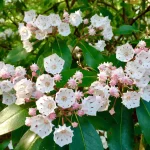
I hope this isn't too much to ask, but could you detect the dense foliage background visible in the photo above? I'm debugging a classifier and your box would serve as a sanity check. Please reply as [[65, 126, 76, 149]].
[[0, 0, 150, 150]]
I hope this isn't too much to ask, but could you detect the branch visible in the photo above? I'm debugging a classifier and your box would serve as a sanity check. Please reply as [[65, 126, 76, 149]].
[[130, 5, 150, 25], [65, 0, 70, 11]]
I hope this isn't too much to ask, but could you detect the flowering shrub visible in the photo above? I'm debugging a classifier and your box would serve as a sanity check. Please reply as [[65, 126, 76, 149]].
[[0, 0, 150, 150]]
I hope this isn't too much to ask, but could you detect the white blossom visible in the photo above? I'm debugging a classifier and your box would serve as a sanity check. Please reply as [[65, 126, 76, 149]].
[[116, 43, 135, 62], [30, 115, 53, 139], [58, 22, 71, 36], [36, 95, 57, 116], [122, 91, 141, 109], [2, 92, 16, 105], [54, 124, 74, 147], [69, 10, 82, 27], [55, 88, 76, 109], [34, 15, 51, 31], [49, 14, 61, 27], [36, 74, 55, 93], [44, 53, 65, 75], [141, 85, 150, 102], [24, 10, 37, 24], [18, 23, 32, 41], [94, 40, 106, 52], [15, 66, 26, 76], [0, 80, 13, 92], [125, 61, 145, 79]]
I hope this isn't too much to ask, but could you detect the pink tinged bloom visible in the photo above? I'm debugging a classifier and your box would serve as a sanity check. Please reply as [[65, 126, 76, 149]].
[[30, 63, 39, 72], [98, 64, 105, 71], [55, 88, 76, 109], [98, 72, 108, 82], [63, 11, 69, 18], [29, 108, 36, 116], [48, 113, 56, 121], [25, 117, 31, 126], [134, 48, 142, 54], [89, 28, 96, 36], [30, 115, 54, 139], [33, 90, 44, 99], [54, 74, 62, 82], [110, 79, 117, 86], [122, 91, 141, 109], [54, 124, 74, 147], [120, 76, 133, 85], [77, 110, 85, 116], [83, 19, 89, 24], [116, 43, 135, 62], [88, 88, 94, 94], [137, 40, 146, 48], [72, 122, 78, 128], [75, 91, 83, 100], [74, 71, 83, 81], [67, 78, 77, 89], [25, 98, 30, 103], [109, 86, 119, 98], [36, 95, 57, 116], [72, 102, 80, 110], [109, 107, 115, 115]]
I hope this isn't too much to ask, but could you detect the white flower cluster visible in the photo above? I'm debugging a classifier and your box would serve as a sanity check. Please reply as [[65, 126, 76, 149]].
[[19, 10, 113, 53], [0, 28, 13, 40]]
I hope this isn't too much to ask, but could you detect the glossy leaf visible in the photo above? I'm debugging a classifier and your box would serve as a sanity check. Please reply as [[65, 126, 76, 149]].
[[136, 100, 150, 145], [86, 112, 116, 131], [0, 104, 28, 135], [107, 105, 134, 150], [15, 130, 42, 150], [52, 38, 72, 70], [79, 41, 105, 70], [114, 25, 139, 35], [70, 116, 104, 150], [5, 44, 28, 64]]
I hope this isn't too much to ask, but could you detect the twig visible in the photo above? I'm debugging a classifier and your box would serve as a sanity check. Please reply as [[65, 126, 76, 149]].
[[65, 0, 70, 11]]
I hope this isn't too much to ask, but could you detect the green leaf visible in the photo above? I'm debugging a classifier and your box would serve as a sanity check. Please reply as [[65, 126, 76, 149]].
[[136, 100, 150, 145], [0, 104, 28, 135], [85, 112, 116, 131], [79, 41, 105, 70], [56, 68, 97, 88], [15, 130, 42, 150], [0, 0, 4, 10], [5, 45, 28, 64], [114, 25, 139, 35], [12, 126, 29, 147], [37, 55, 44, 75], [52, 38, 72, 70], [0, 139, 10, 150], [107, 105, 134, 150], [70, 116, 104, 150]]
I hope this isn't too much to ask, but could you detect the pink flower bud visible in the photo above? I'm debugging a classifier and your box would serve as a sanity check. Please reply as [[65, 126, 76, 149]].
[[109, 108, 115, 115], [74, 71, 83, 81], [68, 78, 77, 89], [88, 88, 94, 94], [109, 86, 119, 98], [30, 63, 39, 72], [63, 11, 69, 18], [34, 91, 44, 99], [137, 40, 146, 48], [98, 72, 108, 82], [75, 91, 83, 100], [72, 122, 78, 128], [25, 98, 30, 103], [110, 79, 117, 86], [25, 117, 31, 126], [72, 102, 80, 110], [83, 19, 89, 24], [29, 108, 36, 116], [32, 72, 37, 77], [1, 73, 10, 79], [48, 113, 56, 121], [89, 28, 96, 36], [77, 110, 85, 116], [54, 74, 62, 82]]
